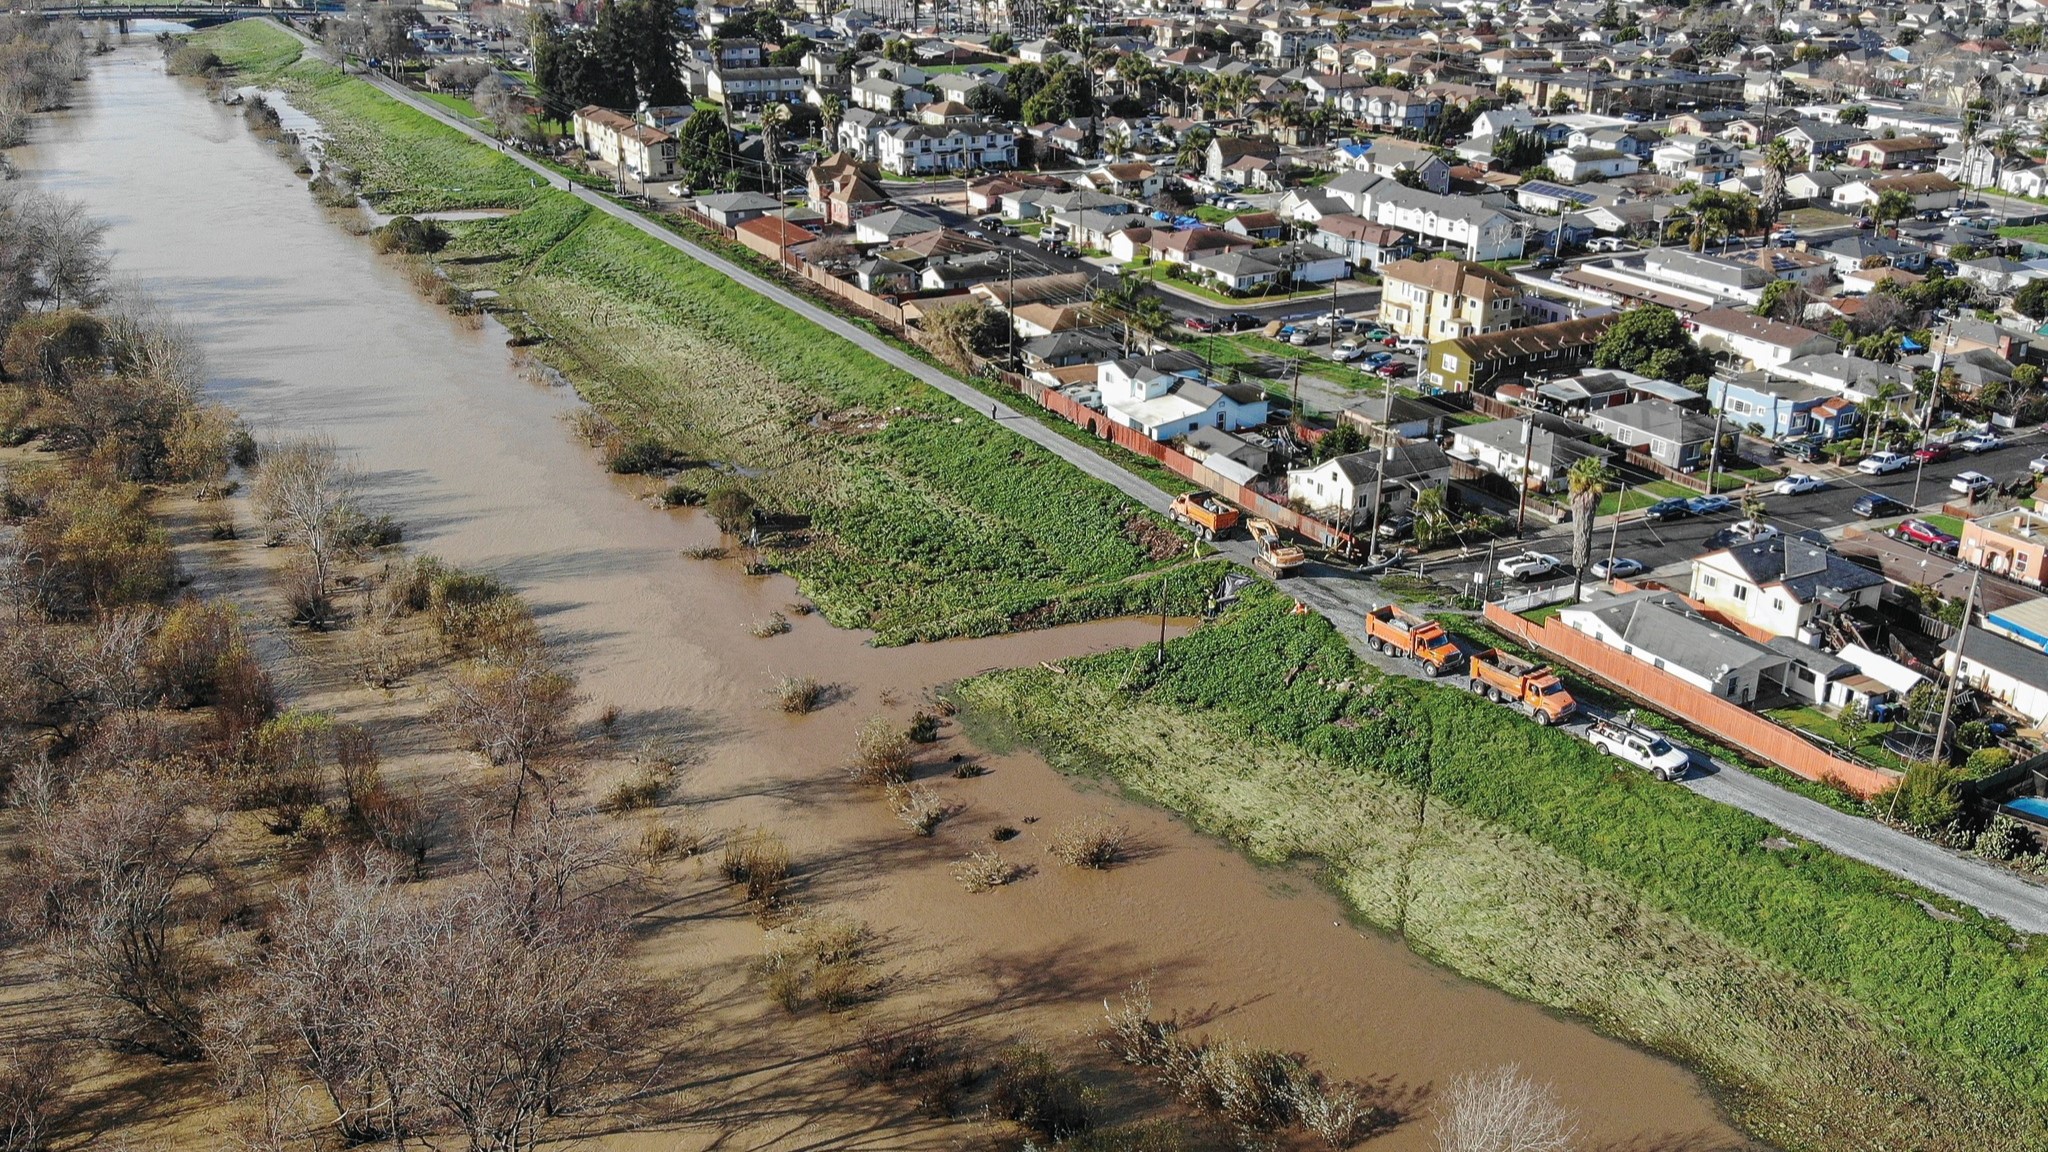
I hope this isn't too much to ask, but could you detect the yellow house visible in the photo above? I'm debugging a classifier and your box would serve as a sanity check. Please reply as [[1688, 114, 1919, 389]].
[[1376, 257, 1524, 344]]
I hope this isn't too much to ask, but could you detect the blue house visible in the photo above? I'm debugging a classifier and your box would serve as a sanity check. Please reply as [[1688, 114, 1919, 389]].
[[1705, 373, 1860, 441]]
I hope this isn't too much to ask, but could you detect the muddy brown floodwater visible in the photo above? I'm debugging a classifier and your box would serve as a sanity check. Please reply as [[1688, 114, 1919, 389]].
[[11, 41, 1752, 1151]]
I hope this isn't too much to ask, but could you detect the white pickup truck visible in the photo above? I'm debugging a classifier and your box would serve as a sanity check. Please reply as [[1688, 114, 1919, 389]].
[[1586, 716, 1690, 782]]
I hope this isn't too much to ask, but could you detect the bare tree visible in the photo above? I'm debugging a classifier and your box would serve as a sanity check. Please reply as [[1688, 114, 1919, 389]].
[[441, 647, 582, 832], [0, 186, 108, 339], [1434, 1064, 1578, 1152], [14, 771, 218, 1059], [473, 73, 532, 143], [251, 435, 358, 624]]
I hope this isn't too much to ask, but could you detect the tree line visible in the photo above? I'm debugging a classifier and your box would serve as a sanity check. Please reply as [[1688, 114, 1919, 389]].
[[0, 16, 86, 151]]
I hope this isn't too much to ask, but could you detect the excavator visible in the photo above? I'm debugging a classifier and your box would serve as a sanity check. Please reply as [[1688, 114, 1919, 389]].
[[1246, 518, 1306, 580]]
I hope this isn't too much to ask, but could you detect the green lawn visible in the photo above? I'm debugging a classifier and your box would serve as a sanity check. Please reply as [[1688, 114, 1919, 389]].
[[1134, 263, 1346, 306], [1925, 514, 1967, 537], [418, 90, 482, 122], [1764, 705, 1908, 771]]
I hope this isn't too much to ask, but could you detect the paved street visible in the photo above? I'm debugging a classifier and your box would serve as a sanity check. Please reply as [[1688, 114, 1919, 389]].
[[1426, 427, 2048, 596], [354, 54, 2048, 931]]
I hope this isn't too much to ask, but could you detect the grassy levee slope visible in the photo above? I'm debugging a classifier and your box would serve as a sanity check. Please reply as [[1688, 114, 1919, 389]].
[[953, 589, 2048, 1152], [198, 20, 1209, 642]]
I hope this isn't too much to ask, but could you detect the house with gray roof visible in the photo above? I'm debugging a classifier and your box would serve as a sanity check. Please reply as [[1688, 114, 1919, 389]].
[[1582, 399, 1719, 471], [1558, 589, 1787, 704], [1691, 536, 1886, 641]]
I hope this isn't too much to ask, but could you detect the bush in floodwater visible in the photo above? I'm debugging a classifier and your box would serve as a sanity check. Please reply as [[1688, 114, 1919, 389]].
[[1048, 815, 1129, 870], [851, 716, 912, 786], [242, 97, 282, 138], [371, 216, 451, 256], [706, 485, 757, 534], [606, 435, 685, 475], [659, 482, 704, 507], [773, 675, 822, 714], [167, 45, 222, 76], [308, 173, 359, 209], [721, 826, 792, 913], [989, 1045, 1095, 1141]]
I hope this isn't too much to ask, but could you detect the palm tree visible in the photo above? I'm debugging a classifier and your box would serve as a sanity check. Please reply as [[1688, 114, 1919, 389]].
[[1566, 456, 1613, 598], [819, 93, 844, 149], [1759, 137, 1796, 228], [759, 102, 790, 193], [1864, 379, 1901, 452], [1175, 125, 1214, 173], [1411, 486, 1449, 552]]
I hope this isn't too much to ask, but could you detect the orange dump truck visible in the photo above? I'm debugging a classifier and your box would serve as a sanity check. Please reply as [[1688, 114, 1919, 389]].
[[1363, 604, 1464, 677], [1168, 491, 1241, 540], [1468, 648, 1577, 725]]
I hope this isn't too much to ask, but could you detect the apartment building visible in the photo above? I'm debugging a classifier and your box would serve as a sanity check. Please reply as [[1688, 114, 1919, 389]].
[[1377, 258, 1524, 344]]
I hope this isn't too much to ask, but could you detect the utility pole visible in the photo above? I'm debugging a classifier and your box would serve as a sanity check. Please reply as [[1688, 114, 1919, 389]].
[[1606, 479, 1626, 570], [1006, 247, 1017, 365], [1515, 414, 1534, 534], [1705, 403, 1726, 495], [1932, 566, 1981, 766], [1364, 367, 1395, 554], [1910, 313, 1957, 508]]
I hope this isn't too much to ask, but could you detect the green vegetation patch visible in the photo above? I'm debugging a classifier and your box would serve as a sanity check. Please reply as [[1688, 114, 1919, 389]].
[[953, 588, 2048, 1152], [451, 195, 1200, 640], [194, 21, 542, 213]]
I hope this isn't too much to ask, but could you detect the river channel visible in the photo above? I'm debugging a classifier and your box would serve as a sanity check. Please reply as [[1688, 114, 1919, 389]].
[[10, 40, 1749, 1150]]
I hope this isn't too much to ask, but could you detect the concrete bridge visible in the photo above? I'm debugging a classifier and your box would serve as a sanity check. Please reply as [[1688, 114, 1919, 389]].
[[27, 4, 331, 31]]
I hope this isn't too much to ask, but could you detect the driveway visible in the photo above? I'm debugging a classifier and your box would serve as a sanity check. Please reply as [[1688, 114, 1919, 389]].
[[341, 51, 2048, 932]]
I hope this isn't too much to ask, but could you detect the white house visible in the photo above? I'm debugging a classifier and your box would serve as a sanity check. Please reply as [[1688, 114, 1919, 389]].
[[1687, 307, 1839, 372], [875, 121, 1017, 176], [1547, 147, 1639, 183], [1097, 357, 1269, 441], [1558, 589, 1783, 703], [1944, 627, 2048, 726], [1689, 538, 1887, 643], [1284, 443, 1452, 528]]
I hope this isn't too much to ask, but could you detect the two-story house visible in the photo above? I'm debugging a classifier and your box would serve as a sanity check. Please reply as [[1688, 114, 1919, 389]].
[[572, 106, 679, 182], [875, 121, 1017, 176], [1690, 537, 1886, 642], [1705, 374, 1860, 441], [1377, 258, 1524, 344]]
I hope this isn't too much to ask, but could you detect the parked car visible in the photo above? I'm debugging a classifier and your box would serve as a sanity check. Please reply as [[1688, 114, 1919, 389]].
[[1785, 438, 1828, 463], [1960, 432, 2005, 454], [1952, 470, 1996, 498], [1774, 474, 1825, 495], [1852, 493, 1909, 518], [1913, 441, 1953, 464], [1644, 497, 1694, 522], [1590, 557, 1646, 580], [1330, 343, 1365, 362], [1497, 551, 1562, 581], [2030, 453, 2048, 474], [1896, 518, 1960, 552], [1687, 494, 1734, 515], [1289, 328, 1315, 346], [1184, 316, 1218, 333], [1364, 327, 1391, 341], [1706, 520, 1780, 549], [1858, 451, 1912, 475], [1364, 351, 1394, 367], [1374, 361, 1409, 378], [1586, 715, 1689, 781], [1377, 511, 1415, 539], [1227, 312, 1260, 331]]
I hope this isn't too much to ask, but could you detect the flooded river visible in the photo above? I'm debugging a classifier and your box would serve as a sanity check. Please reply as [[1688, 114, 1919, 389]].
[[12, 42, 1749, 1150]]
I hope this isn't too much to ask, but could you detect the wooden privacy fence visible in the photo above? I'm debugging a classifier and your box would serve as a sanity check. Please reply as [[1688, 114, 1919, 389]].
[[1032, 388, 1357, 550], [1484, 603, 1902, 798]]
